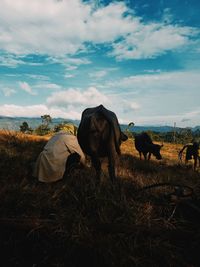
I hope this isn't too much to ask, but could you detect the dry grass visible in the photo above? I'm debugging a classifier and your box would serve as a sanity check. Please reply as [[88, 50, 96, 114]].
[[0, 131, 200, 267]]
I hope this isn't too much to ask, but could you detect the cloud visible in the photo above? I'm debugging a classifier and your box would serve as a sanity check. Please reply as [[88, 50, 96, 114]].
[[0, 0, 197, 59], [0, 104, 81, 119], [181, 118, 191, 122], [88, 68, 118, 82], [0, 54, 44, 68], [131, 108, 200, 127], [48, 56, 91, 72], [34, 83, 61, 90], [47, 87, 110, 107], [64, 74, 75, 79], [0, 54, 25, 68], [1, 87, 16, 97], [129, 102, 140, 110], [120, 99, 140, 113], [19, 81, 36, 95], [89, 70, 107, 79], [48, 56, 91, 66], [111, 24, 197, 60], [65, 66, 78, 71], [106, 70, 200, 92], [25, 74, 50, 81], [98, 70, 200, 125]]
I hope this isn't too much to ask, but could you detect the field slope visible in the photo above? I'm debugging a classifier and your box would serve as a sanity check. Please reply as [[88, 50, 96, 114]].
[[0, 130, 200, 267]]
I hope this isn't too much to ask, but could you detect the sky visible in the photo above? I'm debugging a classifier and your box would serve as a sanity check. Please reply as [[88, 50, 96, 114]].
[[0, 0, 200, 127]]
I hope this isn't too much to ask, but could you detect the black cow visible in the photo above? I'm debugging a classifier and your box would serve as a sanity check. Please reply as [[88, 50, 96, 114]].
[[77, 105, 128, 182], [178, 142, 200, 170], [134, 132, 163, 160]]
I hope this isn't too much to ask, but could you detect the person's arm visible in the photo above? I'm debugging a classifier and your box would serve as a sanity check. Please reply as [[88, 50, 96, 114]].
[[66, 136, 86, 165]]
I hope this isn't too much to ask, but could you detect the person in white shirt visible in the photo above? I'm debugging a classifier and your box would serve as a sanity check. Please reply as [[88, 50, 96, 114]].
[[33, 131, 85, 183]]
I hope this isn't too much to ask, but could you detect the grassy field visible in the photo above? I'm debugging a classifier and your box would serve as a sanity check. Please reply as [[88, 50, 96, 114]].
[[0, 130, 200, 267]]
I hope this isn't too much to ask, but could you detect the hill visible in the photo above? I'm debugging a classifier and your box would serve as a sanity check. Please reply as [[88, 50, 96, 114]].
[[0, 116, 199, 133], [120, 124, 178, 133]]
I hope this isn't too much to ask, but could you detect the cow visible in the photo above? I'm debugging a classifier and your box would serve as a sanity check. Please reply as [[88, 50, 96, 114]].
[[77, 104, 128, 183], [134, 132, 163, 160], [178, 142, 200, 170]]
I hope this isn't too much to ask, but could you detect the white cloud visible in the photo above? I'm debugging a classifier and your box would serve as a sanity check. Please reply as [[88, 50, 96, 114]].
[[98, 70, 200, 125], [85, 2, 134, 43], [47, 87, 110, 107], [1, 87, 16, 97], [48, 56, 91, 66], [131, 108, 200, 127], [106, 70, 200, 92], [34, 83, 61, 90], [0, 54, 44, 67], [0, 54, 25, 68], [129, 102, 140, 110], [64, 74, 75, 79], [65, 66, 78, 71], [25, 74, 50, 81], [0, 104, 81, 119], [0, 0, 197, 59], [111, 24, 197, 60], [89, 70, 107, 79], [48, 56, 91, 72], [19, 81, 36, 95]]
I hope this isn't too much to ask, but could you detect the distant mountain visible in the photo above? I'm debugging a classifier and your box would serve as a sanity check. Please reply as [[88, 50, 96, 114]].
[[192, 126, 200, 131], [0, 116, 199, 133], [120, 124, 178, 133], [0, 116, 79, 131]]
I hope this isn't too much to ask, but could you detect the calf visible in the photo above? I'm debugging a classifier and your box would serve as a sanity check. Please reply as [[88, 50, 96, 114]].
[[178, 142, 200, 170], [134, 132, 163, 160]]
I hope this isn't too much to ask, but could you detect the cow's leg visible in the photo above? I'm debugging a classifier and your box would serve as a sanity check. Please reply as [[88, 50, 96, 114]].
[[143, 152, 147, 160], [148, 153, 152, 160], [91, 156, 101, 183], [139, 152, 142, 160], [108, 154, 116, 183], [193, 156, 197, 171]]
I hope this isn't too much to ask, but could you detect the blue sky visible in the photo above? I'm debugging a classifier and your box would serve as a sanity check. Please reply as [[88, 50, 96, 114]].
[[0, 0, 199, 126]]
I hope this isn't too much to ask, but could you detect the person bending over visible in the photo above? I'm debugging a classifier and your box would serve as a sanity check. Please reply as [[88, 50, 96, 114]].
[[33, 130, 85, 183]]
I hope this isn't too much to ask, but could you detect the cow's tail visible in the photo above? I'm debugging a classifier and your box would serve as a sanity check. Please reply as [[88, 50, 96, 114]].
[[178, 145, 189, 162]]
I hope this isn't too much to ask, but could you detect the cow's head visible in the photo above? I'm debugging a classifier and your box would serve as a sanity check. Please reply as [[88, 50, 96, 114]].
[[152, 144, 163, 160]]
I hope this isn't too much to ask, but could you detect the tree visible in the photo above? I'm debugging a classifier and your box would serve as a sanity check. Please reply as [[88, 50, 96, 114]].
[[41, 114, 52, 127], [19, 121, 32, 133], [34, 115, 52, 136]]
